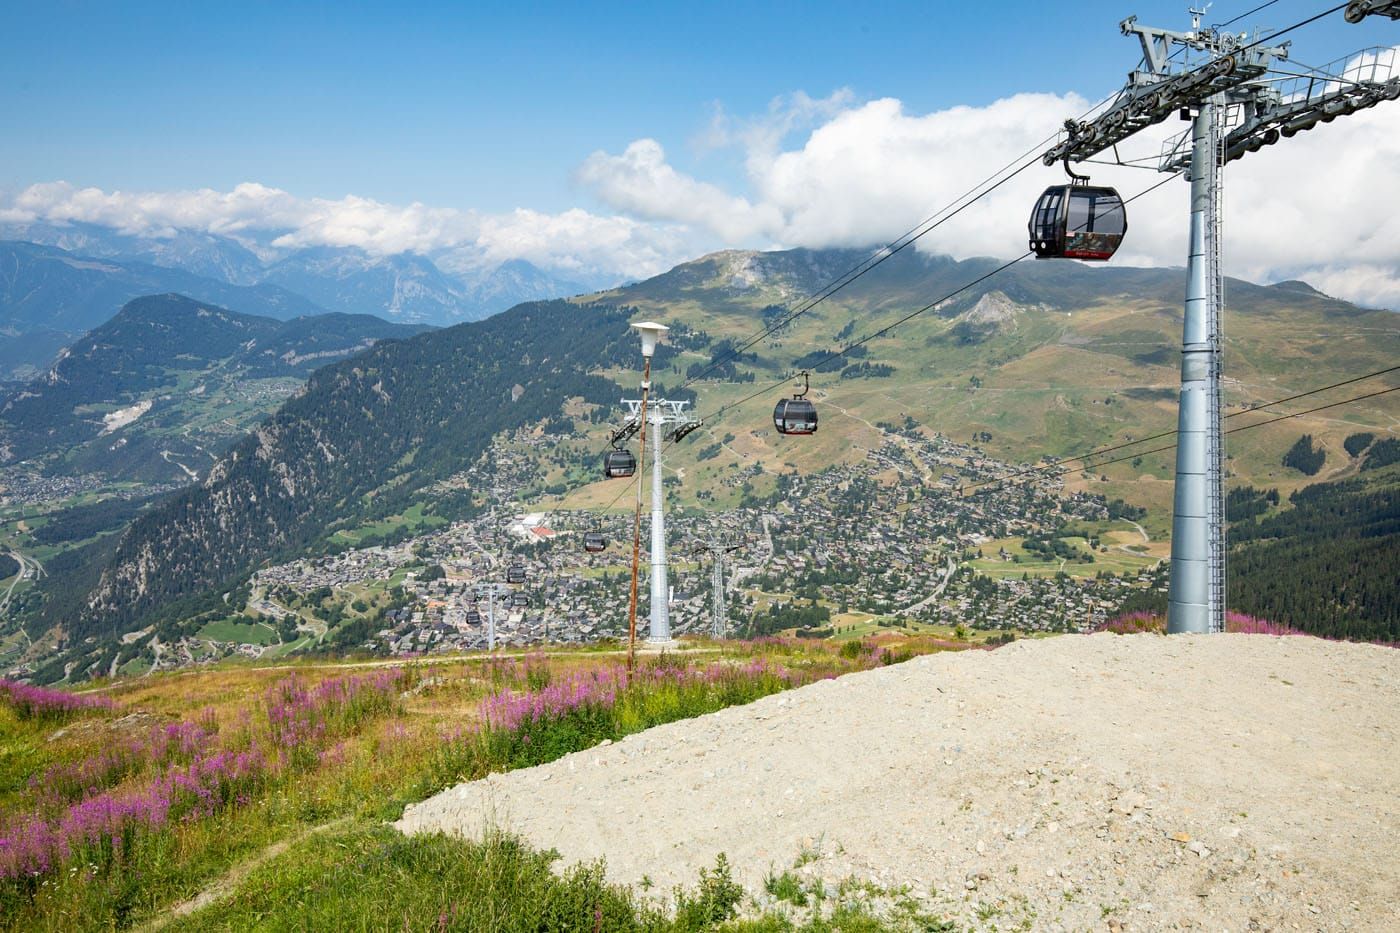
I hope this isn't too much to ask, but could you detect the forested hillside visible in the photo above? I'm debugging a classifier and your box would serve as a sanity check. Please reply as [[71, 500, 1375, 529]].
[[31, 300, 634, 674], [1229, 474, 1398, 642], [12, 246, 1397, 681]]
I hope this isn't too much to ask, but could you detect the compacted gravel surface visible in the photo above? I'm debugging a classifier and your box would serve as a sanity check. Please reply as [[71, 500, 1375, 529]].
[[398, 634, 1400, 930]]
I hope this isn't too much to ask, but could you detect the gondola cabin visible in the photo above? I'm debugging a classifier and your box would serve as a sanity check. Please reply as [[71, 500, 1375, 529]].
[[773, 397, 818, 436], [511, 593, 528, 609], [583, 532, 607, 553], [465, 610, 482, 626], [506, 565, 526, 585], [603, 449, 636, 479], [1028, 184, 1126, 261]]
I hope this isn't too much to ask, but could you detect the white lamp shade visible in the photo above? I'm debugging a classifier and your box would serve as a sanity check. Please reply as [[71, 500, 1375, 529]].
[[631, 321, 669, 358]]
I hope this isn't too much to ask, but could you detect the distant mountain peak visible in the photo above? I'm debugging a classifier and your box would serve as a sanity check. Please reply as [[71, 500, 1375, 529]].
[[1269, 279, 1328, 297]]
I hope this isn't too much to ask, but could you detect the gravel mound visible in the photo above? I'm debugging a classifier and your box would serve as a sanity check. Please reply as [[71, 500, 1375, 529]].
[[398, 634, 1400, 930]]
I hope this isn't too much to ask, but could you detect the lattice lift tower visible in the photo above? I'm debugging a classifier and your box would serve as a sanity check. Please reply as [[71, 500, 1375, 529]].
[[692, 536, 747, 638], [1042, 6, 1398, 634]]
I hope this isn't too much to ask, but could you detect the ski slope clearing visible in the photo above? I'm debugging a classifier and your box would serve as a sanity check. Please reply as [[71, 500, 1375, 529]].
[[399, 634, 1399, 930]]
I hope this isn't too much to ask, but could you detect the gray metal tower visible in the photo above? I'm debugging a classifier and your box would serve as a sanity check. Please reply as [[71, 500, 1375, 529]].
[[617, 397, 700, 645], [1042, 11, 1397, 634], [694, 536, 746, 638]]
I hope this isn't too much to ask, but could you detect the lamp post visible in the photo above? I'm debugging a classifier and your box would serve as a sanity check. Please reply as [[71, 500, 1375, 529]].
[[626, 321, 667, 671]]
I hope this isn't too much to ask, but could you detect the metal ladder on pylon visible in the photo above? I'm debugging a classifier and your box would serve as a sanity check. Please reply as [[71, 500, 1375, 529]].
[[1205, 104, 1228, 634]]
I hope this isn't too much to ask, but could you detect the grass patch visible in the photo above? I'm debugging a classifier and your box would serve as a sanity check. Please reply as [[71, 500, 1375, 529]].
[[167, 824, 725, 932], [328, 503, 446, 546], [197, 619, 280, 646], [0, 641, 973, 930]]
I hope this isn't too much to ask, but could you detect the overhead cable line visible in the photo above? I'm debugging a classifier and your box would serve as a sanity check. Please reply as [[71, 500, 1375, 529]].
[[676, 91, 1132, 392], [1236, 3, 1350, 54], [547, 1, 1356, 523], [961, 363, 1400, 489], [961, 379, 1400, 495], [1217, 0, 1283, 29], [682, 173, 1178, 443], [543, 94, 1135, 521]]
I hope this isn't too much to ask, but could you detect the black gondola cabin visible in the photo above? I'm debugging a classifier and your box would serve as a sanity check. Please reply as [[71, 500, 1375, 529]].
[[773, 397, 818, 435], [1028, 184, 1126, 261], [603, 449, 636, 479], [584, 532, 607, 553], [506, 565, 526, 585]]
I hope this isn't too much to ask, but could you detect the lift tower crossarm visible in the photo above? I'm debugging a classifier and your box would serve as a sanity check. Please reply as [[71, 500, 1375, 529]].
[[1042, 18, 1289, 167], [1346, 0, 1400, 22], [609, 420, 640, 447], [1161, 47, 1400, 170]]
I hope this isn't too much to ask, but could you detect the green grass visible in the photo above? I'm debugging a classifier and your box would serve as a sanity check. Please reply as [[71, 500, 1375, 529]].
[[197, 619, 281, 646], [167, 825, 716, 932], [329, 503, 447, 546], [164, 822, 945, 933], [1, 639, 972, 931]]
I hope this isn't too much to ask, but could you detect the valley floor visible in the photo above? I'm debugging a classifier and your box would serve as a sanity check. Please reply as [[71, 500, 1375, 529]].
[[399, 633, 1400, 930]]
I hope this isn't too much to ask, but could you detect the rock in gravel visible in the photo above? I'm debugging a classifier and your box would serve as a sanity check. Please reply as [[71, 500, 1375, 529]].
[[396, 634, 1400, 930]]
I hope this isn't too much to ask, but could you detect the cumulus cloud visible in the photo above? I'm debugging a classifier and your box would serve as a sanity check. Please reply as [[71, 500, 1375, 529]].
[[0, 180, 694, 280], [4, 67, 1398, 305], [577, 139, 784, 244], [578, 77, 1400, 308], [470, 208, 689, 280], [581, 92, 1103, 255]]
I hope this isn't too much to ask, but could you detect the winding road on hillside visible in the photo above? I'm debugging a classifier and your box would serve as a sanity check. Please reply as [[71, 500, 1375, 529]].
[[827, 400, 934, 483], [1, 547, 45, 616]]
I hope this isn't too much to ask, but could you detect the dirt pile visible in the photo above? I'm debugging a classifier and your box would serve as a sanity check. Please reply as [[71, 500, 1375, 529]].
[[399, 634, 1399, 930]]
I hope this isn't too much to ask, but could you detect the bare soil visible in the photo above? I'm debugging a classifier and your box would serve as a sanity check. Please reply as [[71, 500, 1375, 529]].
[[398, 634, 1400, 930]]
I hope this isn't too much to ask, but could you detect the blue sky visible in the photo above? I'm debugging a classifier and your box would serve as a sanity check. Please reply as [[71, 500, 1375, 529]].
[[1, 1, 1398, 302], [2, 1, 1384, 207]]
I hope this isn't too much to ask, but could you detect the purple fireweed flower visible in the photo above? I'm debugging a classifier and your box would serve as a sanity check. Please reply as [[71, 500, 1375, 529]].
[[1224, 611, 1306, 636], [1094, 611, 1166, 635], [0, 746, 267, 880], [0, 680, 114, 720]]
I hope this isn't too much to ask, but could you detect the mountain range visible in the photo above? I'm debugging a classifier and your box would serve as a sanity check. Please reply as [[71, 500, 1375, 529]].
[[0, 221, 603, 377], [6, 245, 1397, 681], [0, 294, 429, 483]]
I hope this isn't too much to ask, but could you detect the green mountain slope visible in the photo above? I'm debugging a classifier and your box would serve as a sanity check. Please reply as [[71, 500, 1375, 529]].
[[571, 248, 1398, 527], [39, 300, 632, 654], [15, 248, 1398, 679]]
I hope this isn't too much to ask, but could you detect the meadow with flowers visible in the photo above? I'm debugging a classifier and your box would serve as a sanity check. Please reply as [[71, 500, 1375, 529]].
[[5, 618, 1368, 930], [0, 635, 964, 931]]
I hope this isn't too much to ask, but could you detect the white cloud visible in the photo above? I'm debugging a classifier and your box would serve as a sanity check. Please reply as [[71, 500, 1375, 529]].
[[578, 75, 1400, 308], [470, 208, 689, 280], [577, 140, 784, 244], [0, 180, 694, 281], [1, 181, 306, 239], [3, 65, 1398, 306]]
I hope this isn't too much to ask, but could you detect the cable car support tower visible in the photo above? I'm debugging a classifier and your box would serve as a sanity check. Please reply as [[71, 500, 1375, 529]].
[[692, 535, 747, 638], [616, 396, 701, 647], [1042, 8, 1398, 634]]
